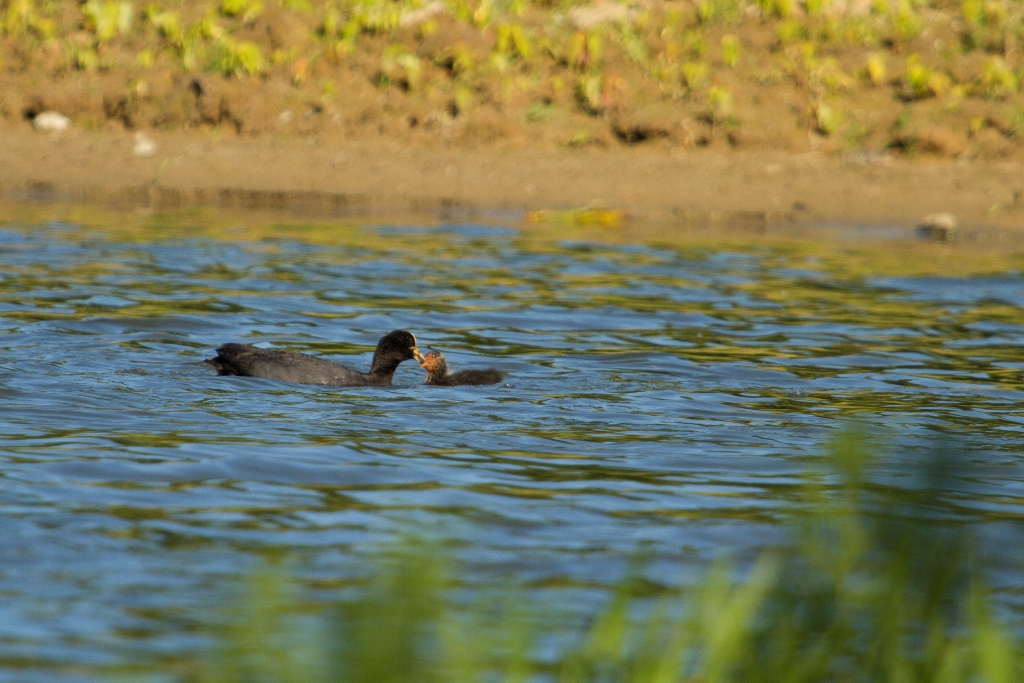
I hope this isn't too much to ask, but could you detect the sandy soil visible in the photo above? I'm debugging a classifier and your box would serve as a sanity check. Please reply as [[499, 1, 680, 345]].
[[2, 124, 1024, 234], [6, 0, 1024, 234]]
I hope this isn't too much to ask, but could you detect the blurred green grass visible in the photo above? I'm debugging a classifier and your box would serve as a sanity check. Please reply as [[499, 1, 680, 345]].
[[5, 0, 1024, 153], [162, 428, 1021, 683]]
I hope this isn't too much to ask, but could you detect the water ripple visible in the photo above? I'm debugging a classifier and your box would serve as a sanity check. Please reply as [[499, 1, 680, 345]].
[[0, 216, 1023, 679]]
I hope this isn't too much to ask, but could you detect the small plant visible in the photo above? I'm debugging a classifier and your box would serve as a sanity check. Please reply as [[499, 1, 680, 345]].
[[209, 38, 265, 76], [707, 84, 731, 112], [903, 53, 951, 99], [567, 128, 591, 147], [435, 44, 475, 78], [1006, 102, 1024, 136], [394, 50, 422, 90], [960, 0, 1008, 52], [525, 102, 555, 122], [888, 108, 916, 150], [81, 0, 133, 42], [348, 0, 404, 34], [72, 44, 100, 70], [146, 6, 182, 43], [453, 84, 473, 113], [220, 0, 262, 21], [810, 57, 852, 93], [380, 45, 419, 90], [862, 52, 887, 85], [756, 0, 794, 19], [575, 73, 604, 114], [697, 0, 743, 24], [804, 0, 829, 15], [681, 60, 708, 93], [567, 31, 601, 71], [616, 24, 648, 65], [137, 47, 155, 67], [496, 23, 531, 61], [319, 78, 335, 101], [4, 0, 54, 37], [886, 1, 923, 45], [703, 84, 735, 131], [680, 30, 705, 59], [815, 102, 844, 134], [721, 34, 740, 68], [320, 10, 341, 37], [976, 55, 1018, 99], [471, 0, 491, 27], [776, 19, 809, 43]]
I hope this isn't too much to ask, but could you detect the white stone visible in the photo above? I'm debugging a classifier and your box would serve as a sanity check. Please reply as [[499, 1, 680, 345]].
[[399, 1, 447, 27], [825, 0, 872, 16], [917, 212, 959, 240], [133, 132, 156, 157], [33, 111, 71, 132], [569, 2, 630, 28]]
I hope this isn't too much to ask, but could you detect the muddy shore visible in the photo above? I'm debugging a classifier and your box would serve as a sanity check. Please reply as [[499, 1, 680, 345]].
[[5, 0, 1024, 232], [2, 125, 1024, 233]]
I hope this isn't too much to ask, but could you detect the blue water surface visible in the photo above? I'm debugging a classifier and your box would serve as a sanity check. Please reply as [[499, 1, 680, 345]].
[[0, 215, 1023, 680]]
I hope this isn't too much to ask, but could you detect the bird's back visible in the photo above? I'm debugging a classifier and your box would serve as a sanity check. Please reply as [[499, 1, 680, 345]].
[[206, 344, 377, 386], [444, 368, 504, 386]]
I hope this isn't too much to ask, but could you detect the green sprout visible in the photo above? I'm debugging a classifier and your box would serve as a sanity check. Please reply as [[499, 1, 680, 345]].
[[706, 84, 732, 121], [904, 54, 951, 99], [574, 74, 604, 114], [435, 44, 476, 78], [887, 0, 924, 45], [977, 55, 1019, 99], [146, 6, 182, 43], [209, 38, 265, 76], [567, 31, 601, 71], [81, 0, 133, 42], [617, 23, 648, 65], [348, 0, 404, 34], [805, 0, 828, 15], [380, 46, 422, 90], [721, 34, 740, 68], [960, 0, 1008, 52], [697, 0, 743, 23], [4, 0, 54, 37], [815, 103, 844, 134], [72, 44, 100, 70], [137, 47, 155, 67], [496, 23, 532, 61], [220, 0, 262, 20], [525, 102, 555, 122], [681, 30, 705, 59], [863, 52, 887, 85], [756, 0, 794, 20], [681, 60, 708, 92]]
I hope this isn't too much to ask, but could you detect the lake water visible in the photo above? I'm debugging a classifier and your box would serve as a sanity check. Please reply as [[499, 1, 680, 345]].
[[2, 207, 1024, 680]]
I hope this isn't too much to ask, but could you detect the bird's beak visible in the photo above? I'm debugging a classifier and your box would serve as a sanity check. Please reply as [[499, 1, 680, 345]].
[[412, 347, 425, 363]]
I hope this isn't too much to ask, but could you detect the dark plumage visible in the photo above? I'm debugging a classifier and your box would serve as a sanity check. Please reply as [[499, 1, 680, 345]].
[[420, 350, 504, 386], [205, 330, 423, 386]]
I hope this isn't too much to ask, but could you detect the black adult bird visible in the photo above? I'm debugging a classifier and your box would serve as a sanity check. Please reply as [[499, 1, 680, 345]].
[[419, 350, 504, 386], [206, 330, 424, 386]]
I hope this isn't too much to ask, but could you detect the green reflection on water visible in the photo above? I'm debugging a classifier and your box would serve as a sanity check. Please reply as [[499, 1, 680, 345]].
[[3, 206, 1024, 424]]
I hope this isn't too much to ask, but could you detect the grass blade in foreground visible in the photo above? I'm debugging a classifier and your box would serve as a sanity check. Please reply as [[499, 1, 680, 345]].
[[184, 430, 1021, 683]]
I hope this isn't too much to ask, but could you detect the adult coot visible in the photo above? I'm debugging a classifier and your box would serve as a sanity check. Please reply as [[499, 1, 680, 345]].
[[420, 350, 504, 386], [206, 330, 424, 386]]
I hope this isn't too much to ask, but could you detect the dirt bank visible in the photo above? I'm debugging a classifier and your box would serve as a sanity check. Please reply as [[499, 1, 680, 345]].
[[5, 0, 1024, 231], [2, 125, 1024, 233]]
